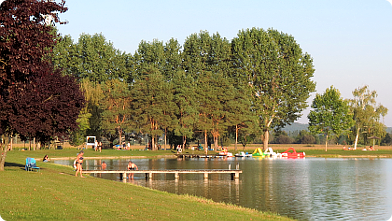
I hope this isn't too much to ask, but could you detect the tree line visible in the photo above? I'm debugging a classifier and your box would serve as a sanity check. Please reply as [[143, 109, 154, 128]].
[[52, 30, 389, 152], [51, 29, 316, 151]]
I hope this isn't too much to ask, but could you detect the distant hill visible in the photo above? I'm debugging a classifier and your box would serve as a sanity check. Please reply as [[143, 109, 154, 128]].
[[282, 122, 308, 133], [282, 123, 392, 134]]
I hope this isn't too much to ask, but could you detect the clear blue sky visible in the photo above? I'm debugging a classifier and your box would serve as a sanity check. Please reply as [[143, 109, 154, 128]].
[[57, 0, 392, 127]]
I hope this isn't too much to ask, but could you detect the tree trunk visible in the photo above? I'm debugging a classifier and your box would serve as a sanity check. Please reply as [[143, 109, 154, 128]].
[[263, 129, 269, 151], [152, 136, 156, 151], [213, 135, 219, 150], [10, 137, 13, 151], [118, 127, 122, 149], [164, 128, 167, 150], [182, 135, 187, 150], [235, 125, 238, 152], [204, 130, 208, 155], [0, 135, 11, 171], [353, 127, 360, 150], [325, 134, 329, 152]]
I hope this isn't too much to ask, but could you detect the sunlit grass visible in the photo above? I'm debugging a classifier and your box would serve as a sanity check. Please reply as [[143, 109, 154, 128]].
[[1, 151, 293, 221]]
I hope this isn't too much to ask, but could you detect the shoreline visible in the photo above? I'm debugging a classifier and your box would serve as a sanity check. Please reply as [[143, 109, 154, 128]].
[[49, 154, 391, 161]]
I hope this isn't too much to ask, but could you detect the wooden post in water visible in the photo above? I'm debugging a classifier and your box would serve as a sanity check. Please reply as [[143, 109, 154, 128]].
[[203, 173, 208, 180], [234, 172, 240, 180], [123, 173, 127, 183], [174, 172, 179, 181]]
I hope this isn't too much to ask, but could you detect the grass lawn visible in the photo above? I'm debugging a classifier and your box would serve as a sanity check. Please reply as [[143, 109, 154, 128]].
[[0, 150, 293, 221]]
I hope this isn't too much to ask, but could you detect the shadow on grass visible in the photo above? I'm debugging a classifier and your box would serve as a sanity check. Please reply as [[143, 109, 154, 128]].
[[5, 161, 25, 168], [4, 161, 31, 171]]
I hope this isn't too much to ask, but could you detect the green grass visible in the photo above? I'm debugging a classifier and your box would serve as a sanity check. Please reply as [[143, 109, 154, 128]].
[[297, 149, 392, 158], [8, 148, 217, 160], [0, 150, 293, 221]]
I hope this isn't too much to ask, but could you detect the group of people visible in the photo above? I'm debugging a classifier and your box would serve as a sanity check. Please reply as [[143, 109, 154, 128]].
[[73, 150, 138, 180], [94, 141, 103, 152], [342, 146, 376, 151]]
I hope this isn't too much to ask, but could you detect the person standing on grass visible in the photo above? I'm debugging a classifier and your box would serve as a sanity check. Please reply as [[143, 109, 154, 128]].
[[94, 140, 98, 151], [127, 161, 138, 180], [98, 142, 102, 152], [75, 151, 84, 177]]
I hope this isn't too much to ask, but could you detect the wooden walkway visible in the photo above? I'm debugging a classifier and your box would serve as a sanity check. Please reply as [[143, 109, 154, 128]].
[[82, 169, 242, 183], [175, 154, 231, 159]]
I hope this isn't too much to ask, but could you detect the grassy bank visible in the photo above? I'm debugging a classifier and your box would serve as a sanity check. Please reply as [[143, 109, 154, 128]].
[[0, 150, 293, 221]]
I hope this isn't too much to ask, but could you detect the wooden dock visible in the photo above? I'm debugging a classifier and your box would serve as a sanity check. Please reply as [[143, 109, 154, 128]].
[[82, 169, 242, 183], [175, 154, 230, 159]]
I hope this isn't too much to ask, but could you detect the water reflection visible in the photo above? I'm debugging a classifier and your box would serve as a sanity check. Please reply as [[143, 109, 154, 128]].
[[54, 158, 392, 220]]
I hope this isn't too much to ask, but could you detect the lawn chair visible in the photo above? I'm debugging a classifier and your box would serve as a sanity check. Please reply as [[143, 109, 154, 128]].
[[25, 157, 40, 172]]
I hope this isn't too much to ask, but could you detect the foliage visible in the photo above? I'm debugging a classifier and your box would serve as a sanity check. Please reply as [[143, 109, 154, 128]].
[[272, 131, 295, 144], [0, 0, 86, 171], [183, 31, 233, 150], [349, 85, 388, 149], [308, 86, 354, 151], [381, 133, 392, 146], [7, 71, 85, 143], [232, 28, 316, 150], [52, 33, 131, 83], [100, 79, 131, 146], [295, 130, 316, 144], [48, 27, 321, 152], [130, 68, 176, 150]]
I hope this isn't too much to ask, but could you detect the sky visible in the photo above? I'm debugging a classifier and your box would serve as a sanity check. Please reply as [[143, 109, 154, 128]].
[[56, 0, 392, 127]]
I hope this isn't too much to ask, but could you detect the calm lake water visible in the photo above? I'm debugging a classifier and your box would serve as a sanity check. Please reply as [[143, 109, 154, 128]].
[[55, 157, 392, 221]]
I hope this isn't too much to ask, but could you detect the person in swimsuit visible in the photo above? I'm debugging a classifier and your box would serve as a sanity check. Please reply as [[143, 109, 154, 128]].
[[75, 151, 84, 177], [42, 155, 50, 162], [101, 161, 107, 170], [127, 161, 138, 180]]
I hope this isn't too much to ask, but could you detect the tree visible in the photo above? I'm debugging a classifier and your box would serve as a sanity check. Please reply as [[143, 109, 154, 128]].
[[232, 28, 316, 150], [308, 86, 354, 151], [349, 85, 388, 149], [225, 82, 256, 151], [172, 71, 198, 149], [295, 130, 316, 144], [0, 0, 85, 171], [100, 79, 131, 148], [132, 39, 180, 149], [272, 131, 294, 144], [183, 31, 232, 151], [9, 71, 85, 144], [52, 33, 130, 83], [70, 78, 102, 146], [196, 71, 237, 150], [130, 68, 175, 150]]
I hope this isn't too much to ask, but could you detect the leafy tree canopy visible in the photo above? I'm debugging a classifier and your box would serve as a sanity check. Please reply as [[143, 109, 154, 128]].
[[232, 27, 316, 150], [308, 86, 354, 151]]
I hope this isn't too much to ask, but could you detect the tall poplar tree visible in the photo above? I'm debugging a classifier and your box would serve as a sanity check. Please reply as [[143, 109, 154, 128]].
[[52, 33, 130, 83], [232, 28, 316, 150]]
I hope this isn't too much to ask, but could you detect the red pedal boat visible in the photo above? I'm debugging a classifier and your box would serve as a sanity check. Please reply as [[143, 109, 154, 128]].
[[281, 148, 305, 158]]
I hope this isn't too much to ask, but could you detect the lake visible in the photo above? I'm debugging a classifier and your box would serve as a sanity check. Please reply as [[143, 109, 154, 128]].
[[55, 157, 392, 220]]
